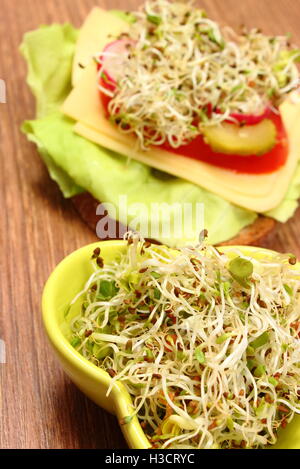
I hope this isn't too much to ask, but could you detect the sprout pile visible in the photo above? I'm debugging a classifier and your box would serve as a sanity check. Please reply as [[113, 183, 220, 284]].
[[98, 0, 300, 149], [70, 233, 300, 449]]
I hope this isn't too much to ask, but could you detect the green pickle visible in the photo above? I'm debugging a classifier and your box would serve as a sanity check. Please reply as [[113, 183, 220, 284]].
[[203, 119, 277, 156]]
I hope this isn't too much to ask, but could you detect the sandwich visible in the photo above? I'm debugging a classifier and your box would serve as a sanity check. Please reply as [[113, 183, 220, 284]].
[[21, 0, 300, 246]]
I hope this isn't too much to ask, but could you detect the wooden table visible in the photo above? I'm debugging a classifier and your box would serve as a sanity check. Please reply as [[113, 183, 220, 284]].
[[1, 0, 300, 449]]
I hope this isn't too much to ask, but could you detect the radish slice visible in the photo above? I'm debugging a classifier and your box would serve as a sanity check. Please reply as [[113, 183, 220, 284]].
[[214, 107, 272, 125], [98, 39, 136, 93], [228, 108, 273, 125]]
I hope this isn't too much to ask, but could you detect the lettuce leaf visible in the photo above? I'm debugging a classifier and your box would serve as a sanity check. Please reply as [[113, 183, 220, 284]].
[[20, 22, 300, 245]]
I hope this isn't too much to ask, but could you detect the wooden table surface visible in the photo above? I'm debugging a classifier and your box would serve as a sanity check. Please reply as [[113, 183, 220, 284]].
[[1, 0, 300, 449]]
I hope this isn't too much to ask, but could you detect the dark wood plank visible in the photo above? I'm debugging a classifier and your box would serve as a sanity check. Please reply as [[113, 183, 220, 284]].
[[1, 0, 300, 449]]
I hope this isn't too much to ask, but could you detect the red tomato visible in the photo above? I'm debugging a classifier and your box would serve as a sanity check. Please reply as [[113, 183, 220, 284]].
[[160, 113, 288, 174], [100, 80, 113, 116]]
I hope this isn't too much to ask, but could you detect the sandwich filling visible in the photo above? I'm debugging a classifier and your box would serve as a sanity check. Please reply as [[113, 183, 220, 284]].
[[97, 0, 300, 173]]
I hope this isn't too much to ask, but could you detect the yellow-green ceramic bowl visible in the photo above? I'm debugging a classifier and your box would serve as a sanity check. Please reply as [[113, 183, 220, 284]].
[[42, 241, 300, 449]]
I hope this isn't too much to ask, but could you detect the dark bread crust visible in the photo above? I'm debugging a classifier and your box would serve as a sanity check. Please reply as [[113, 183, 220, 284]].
[[218, 216, 277, 246], [71, 192, 276, 246]]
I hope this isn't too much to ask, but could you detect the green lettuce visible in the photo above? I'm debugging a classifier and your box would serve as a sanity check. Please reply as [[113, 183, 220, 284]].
[[20, 22, 300, 245]]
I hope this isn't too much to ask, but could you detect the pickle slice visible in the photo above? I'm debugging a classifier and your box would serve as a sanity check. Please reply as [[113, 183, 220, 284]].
[[202, 119, 277, 156]]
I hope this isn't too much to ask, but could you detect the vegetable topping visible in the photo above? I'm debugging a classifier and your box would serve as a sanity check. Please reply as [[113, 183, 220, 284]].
[[97, 0, 300, 151]]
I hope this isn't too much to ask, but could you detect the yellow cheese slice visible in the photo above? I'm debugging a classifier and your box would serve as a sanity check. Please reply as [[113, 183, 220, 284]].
[[62, 59, 300, 212], [74, 117, 300, 213], [72, 8, 128, 86]]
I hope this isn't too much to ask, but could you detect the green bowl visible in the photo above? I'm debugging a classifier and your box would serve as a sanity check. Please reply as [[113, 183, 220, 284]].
[[42, 241, 300, 449]]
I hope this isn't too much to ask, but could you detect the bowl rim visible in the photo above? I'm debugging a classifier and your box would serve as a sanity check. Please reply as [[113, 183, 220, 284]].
[[42, 241, 295, 449], [42, 240, 151, 449]]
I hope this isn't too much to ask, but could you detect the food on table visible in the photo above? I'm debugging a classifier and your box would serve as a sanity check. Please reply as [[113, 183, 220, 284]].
[[62, 0, 300, 212], [21, 1, 300, 246], [69, 233, 300, 449], [98, 1, 298, 162]]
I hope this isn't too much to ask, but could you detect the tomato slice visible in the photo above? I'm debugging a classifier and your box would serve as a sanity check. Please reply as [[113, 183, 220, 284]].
[[160, 113, 288, 174], [100, 84, 113, 116], [99, 79, 288, 174]]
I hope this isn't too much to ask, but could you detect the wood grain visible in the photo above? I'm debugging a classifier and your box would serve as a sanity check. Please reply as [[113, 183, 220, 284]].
[[1, 0, 300, 449]]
